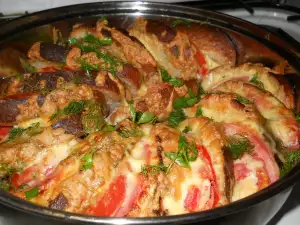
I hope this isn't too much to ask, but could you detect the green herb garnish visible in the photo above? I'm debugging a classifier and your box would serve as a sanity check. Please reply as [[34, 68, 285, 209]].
[[7, 127, 25, 142], [15, 74, 24, 81], [80, 148, 98, 171], [195, 105, 203, 117], [20, 57, 36, 73], [117, 126, 143, 138], [83, 34, 112, 46], [102, 124, 116, 132], [293, 109, 300, 125], [98, 16, 108, 22], [50, 101, 86, 121], [250, 73, 264, 90], [182, 126, 192, 133], [226, 136, 254, 159], [0, 179, 10, 191], [128, 101, 157, 125], [160, 68, 184, 87], [171, 19, 190, 28], [280, 151, 300, 176], [25, 186, 39, 200], [82, 102, 105, 133], [164, 135, 198, 170], [141, 164, 167, 176], [168, 109, 186, 128], [236, 96, 250, 104]]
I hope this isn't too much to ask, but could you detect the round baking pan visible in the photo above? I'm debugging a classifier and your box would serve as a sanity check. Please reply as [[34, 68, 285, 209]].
[[0, 2, 299, 225]]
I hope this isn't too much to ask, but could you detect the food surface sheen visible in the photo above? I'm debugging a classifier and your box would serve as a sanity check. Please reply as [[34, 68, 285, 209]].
[[0, 17, 299, 217]]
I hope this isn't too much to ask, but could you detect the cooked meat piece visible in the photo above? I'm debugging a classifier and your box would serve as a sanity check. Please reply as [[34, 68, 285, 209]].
[[39, 43, 69, 63], [116, 64, 142, 94], [201, 63, 294, 109], [179, 24, 236, 68], [129, 18, 199, 80], [227, 31, 288, 74], [134, 83, 177, 120], [52, 114, 84, 136], [66, 47, 82, 70], [215, 81, 299, 151], [48, 193, 69, 210]]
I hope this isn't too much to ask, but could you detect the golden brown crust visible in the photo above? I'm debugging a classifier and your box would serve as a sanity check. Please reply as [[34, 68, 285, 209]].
[[201, 63, 294, 109], [228, 31, 288, 74], [180, 24, 236, 66], [215, 80, 299, 150]]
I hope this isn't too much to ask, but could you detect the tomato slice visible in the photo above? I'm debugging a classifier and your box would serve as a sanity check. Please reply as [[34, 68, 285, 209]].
[[11, 166, 37, 188], [184, 185, 200, 212], [88, 175, 126, 216], [195, 51, 208, 77], [197, 145, 220, 208], [234, 163, 251, 181], [144, 144, 152, 164], [0, 127, 11, 140]]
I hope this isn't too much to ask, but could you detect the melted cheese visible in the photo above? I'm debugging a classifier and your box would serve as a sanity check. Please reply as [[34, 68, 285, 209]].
[[232, 155, 264, 202], [205, 55, 219, 70]]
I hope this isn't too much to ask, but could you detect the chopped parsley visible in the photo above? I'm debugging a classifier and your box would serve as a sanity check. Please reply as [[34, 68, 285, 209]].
[[236, 95, 250, 104], [141, 164, 167, 176], [164, 135, 198, 170], [250, 73, 264, 90], [280, 151, 300, 176], [19, 57, 36, 73], [171, 19, 190, 28], [7, 123, 42, 142], [0, 179, 10, 191], [195, 105, 203, 117], [102, 124, 116, 132], [160, 68, 184, 87], [25, 186, 39, 200], [226, 136, 254, 159], [293, 109, 300, 125], [117, 126, 143, 138], [128, 101, 157, 125], [98, 16, 108, 22], [80, 148, 98, 171], [15, 74, 24, 81], [7, 127, 25, 142], [82, 102, 105, 133], [50, 101, 86, 121], [182, 126, 192, 133], [168, 109, 186, 128]]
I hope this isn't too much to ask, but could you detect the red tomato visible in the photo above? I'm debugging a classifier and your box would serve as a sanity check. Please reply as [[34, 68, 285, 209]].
[[184, 185, 200, 212], [11, 166, 37, 188], [197, 145, 220, 208], [88, 175, 126, 216], [0, 127, 11, 140], [195, 51, 208, 77], [61, 65, 74, 71], [256, 167, 270, 190], [234, 163, 251, 181]]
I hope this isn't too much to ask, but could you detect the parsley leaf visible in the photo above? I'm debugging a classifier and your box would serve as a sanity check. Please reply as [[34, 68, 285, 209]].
[[137, 112, 157, 124], [171, 19, 190, 28], [80, 148, 98, 171], [168, 109, 186, 128], [117, 126, 143, 138], [226, 136, 254, 159], [7, 123, 42, 142], [195, 105, 203, 117], [50, 101, 86, 121], [98, 16, 108, 22], [25, 186, 39, 200], [0, 179, 10, 191], [236, 96, 250, 104], [160, 68, 184, 87], [293, 109, 300, 125], [182, 126, 192, 133], [141, 164, 167, 176], [7, 127, 25, 142], [250, 73, 264, 90], [280, 151, 300, 176], [164, 135, 198, 170]]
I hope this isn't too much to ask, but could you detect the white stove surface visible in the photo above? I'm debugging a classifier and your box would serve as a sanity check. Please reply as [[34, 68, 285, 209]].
[[0, 1, 299, 225]]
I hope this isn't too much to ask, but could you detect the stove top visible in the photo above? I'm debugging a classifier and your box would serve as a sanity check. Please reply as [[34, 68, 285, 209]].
[[0, 1, 299, 225]]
